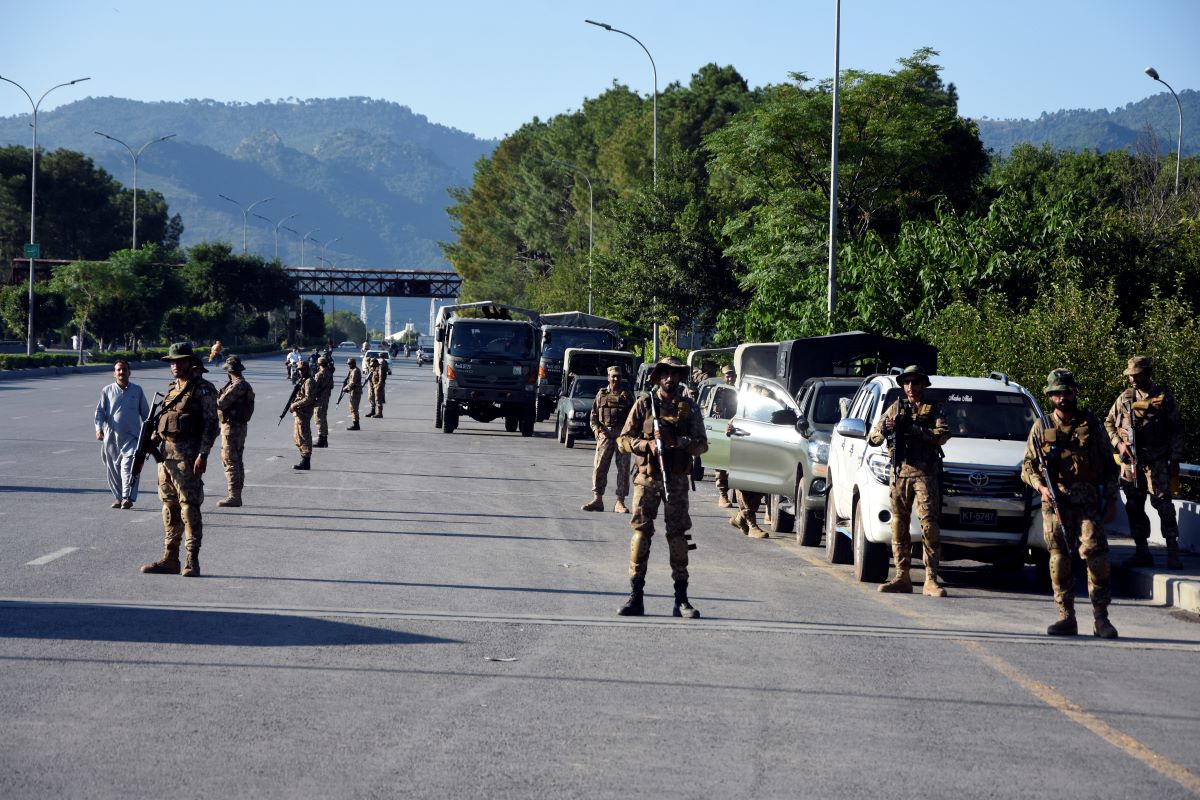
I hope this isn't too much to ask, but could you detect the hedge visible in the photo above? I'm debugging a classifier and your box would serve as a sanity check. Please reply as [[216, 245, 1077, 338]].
[[0, 353, 79, 370], [0, 342, 284, 371]]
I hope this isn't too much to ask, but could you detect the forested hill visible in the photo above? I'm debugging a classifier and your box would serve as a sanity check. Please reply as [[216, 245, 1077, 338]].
[[976, 89, 1199, 156], [0, 97, 497, 267]]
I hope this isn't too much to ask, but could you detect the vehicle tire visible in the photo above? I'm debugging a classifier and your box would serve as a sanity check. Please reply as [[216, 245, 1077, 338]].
[[852, 500, 889, 583], [795, 477, 822, 547], [504, 415, 518, 433], [519, 406, 535, 437], [565, 431, 576, 448], [443, 403, 458, 434], [824, 487, 852, 564], [691, 456, 704, 481], [435, 383, 444, 429], [771, 493, 795, 534]]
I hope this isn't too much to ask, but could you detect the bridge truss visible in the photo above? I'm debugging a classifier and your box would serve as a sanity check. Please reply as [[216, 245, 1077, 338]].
[[285, 267, 461, 298]]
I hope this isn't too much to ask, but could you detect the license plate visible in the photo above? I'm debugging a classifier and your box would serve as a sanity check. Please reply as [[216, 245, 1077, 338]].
[[959, 508, 997, 526]]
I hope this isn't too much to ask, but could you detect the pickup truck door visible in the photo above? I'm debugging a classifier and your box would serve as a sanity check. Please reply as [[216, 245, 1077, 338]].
[[700, 384, 736, 473], [829, 383, 875, 517], [727, 380, 802, 497]]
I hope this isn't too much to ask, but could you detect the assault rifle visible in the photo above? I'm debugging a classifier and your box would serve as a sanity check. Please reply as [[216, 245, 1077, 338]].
[[336, 373, 358, 406], [278, 380, 302, 426], [1033, 415, 1073, 552], [885, 400, 912, 483], [1119, 397, 1138, 482], [131, 392, 166, 478], [649, 391, 672, 503]]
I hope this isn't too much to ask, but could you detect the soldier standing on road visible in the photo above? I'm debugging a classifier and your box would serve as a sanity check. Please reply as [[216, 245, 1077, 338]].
[[616, 357, 709, 619], [291, 361, 316, 470], [582, 366, 634, 514], [364, 357, 378, 417], [94, 358, 150, 509], [313, 355, 334, 448], [868, 365, 951, 597], [1104, 356, 1184, 570], [344, 357, 363, 431], [215, 355, 255, 508], [140, 343, 218, 578], [1022, 369, 1121, 638], [712, 366, 738, 508], [370, 354, 388, 418]]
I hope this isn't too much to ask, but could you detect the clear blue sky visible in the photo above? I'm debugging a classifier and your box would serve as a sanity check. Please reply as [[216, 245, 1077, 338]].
[[2, 1, 1196, 140]]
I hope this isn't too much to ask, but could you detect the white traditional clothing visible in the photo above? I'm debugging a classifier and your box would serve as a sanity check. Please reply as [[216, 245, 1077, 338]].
[[95, 380, 150, 502]]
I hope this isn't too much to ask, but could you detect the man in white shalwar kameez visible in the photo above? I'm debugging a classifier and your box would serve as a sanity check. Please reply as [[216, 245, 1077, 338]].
[[94, 359, 150, 509]]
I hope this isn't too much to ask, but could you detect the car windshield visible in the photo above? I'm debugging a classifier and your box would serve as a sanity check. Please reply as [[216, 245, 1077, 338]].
[[449, 321, 535, 359], [570, 376, 607, 398], [542, 329, 616, 359], [810, 384, 859, 425], [882, 387, 1039, 441]]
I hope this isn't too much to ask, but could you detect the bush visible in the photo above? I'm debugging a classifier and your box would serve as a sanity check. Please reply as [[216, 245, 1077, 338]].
[[0, 353, 79, 370]]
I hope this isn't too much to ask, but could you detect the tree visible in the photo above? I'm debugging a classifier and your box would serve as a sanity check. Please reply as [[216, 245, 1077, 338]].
[[327, 309, 366, 343], [0, 282, 69, 342], [48, 259, 139, 360]]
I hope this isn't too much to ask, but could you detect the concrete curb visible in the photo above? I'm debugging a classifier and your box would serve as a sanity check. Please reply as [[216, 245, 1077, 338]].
[[0, 350, 282, 382], [1110, 540, 1200, 614]]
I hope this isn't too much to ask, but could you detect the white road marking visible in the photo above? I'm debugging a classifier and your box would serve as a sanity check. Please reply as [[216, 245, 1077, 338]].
[[0, 460, 15, 466], [50, 409, 64, 414], [51, 449, 73, 455], [25, 547, 79, 566], [11, 416, 26, 420]]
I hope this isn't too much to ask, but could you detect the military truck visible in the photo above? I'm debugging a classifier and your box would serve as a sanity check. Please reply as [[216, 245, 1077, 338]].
[[433, 302, 541, 436], [535, 311, 622, 421], [552, 347, 639, 447]]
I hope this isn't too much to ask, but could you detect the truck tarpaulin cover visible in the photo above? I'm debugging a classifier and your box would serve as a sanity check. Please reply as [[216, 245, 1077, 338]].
[[775, 332, 938, 397], [539, 311, 622, 333]]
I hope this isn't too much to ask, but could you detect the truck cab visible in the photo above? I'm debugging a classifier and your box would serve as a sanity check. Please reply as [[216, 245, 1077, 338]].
[[534, 312, 622, 420]]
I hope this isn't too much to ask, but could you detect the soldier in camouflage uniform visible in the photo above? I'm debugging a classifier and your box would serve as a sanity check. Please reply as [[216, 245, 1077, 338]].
[[616, 357, 709, 619], [868, 365, 951, 596], [582, 366, 633, 514], [291, 361, 316, 470], [364, 357, 378, 417], [313, 356, 334, 447], [1104, 356, 1184, 570], [216, 355, 255, 508], [372, 355, 388, 417], [1022, 368, 1120, 638], [344, 357, 363, 431], [140, 342, 219, 578], [713, 366, 738, 508]]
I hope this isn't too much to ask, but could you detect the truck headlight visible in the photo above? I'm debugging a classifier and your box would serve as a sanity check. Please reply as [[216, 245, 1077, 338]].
[[807, 439, 829, 465], [867, 452, 891, 485]]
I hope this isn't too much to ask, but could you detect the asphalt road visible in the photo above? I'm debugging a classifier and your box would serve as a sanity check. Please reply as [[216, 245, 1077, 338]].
[[2, 355, 1198, 799]]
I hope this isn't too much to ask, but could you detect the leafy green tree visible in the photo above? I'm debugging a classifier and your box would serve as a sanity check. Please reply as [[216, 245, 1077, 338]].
[[0, 282, 69, 341], [327, 309, 366, 343], [48, 259, 139, 359]]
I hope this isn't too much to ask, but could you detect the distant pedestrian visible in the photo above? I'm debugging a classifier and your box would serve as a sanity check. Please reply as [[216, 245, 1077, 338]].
[[94, 359, 150, 509]]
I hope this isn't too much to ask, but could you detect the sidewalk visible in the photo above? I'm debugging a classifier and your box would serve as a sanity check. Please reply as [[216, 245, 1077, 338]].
[[1110, 537, 1200, 614]]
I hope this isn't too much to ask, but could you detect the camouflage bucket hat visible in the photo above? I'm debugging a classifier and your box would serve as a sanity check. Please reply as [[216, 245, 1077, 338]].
[[222, 355, 244, 373], [606, 365, 622, 377], [721, 365, 735, 376], [1044, 368, 1079, 394], [317, 356, 329, 366], [648, 356, 689, 384], [1123, 355, 1152, 376], [347, 357, 357, 366], [161, 341, 198, 362], [896, 364, 930, 386]]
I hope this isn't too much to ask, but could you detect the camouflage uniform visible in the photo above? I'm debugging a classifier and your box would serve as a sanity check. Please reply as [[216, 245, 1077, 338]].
[[365, 360, 378, 416], [313, 358, 334, 445], [344, 360, 363, 430], [216, 357, 255, 506], [584, 374, 633, 512], [1103, 356, 1184, 569], [291, 372, 316, 466], [712, 368, 738, 507], [867, 370, 951, 594], [617, 357, 708, 618], [1022, 368, 1120, 637], [141, 344, 219, 578], [371, 360, 388, 417]]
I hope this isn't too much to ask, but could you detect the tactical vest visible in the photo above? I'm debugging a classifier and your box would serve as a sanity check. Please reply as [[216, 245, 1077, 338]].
[[595, 389, 632, 428], [1119, 386, 1171, 452], [158, 380, 205, 442], [220, 381, 256, 425], [1042, 415, 1100, 486], [639, 393, 693, 475], [893, 400, 944, 471]]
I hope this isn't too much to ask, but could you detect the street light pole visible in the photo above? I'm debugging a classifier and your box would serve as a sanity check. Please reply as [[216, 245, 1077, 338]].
[[553, 159, 594, 314], [0, 74, 91, 355], [586, 18, 659, 357], [827, 0, 842, 329], [300, 227, 321, 268], [93, 131, 176, 249], [253, 212, 299, 262], [218, 194, 273, 253], [1144, 67, 1183, 196]]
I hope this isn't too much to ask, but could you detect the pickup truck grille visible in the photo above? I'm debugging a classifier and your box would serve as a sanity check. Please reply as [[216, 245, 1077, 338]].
[[941, 467, 1026, 499]]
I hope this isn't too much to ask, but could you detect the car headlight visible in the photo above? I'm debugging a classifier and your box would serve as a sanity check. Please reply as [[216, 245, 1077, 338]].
[[807, 439, 829, 465], [867, 452, 891, 485]]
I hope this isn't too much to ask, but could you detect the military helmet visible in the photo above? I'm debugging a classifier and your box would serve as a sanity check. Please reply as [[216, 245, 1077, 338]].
[[1044, 368, 1078, 394], [896, 364, 930, 387], [317, 356, 329, 366], [222, 355, 245, 373], [1123, 355, 1152, 377], [297, 360, 311, 373], [347, 357, 357, 366], [648, 356, 689, 384]]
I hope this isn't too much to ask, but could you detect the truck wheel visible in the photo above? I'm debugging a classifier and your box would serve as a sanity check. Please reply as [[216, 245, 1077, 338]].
[[435, 384, 444, 429], [519, 407, 535, 437], [852, 500, 889, 583], [824, 487, 852, 564], [443, 403, 458, 434], [505, 415, 518, 432], [795, 478, 822, 547], [536, 397, 551, 422], [565, 431, 576, 448], [771, 493, 795, 534]]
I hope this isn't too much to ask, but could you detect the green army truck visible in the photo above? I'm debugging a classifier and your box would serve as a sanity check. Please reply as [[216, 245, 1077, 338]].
[[535, 311, 623, 421], [433, 302, 541, 436]]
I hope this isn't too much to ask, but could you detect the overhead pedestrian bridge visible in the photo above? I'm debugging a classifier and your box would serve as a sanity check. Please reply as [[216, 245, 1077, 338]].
[[284, 266, 461, 298]]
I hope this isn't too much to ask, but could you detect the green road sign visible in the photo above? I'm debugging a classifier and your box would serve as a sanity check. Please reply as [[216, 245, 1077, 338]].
[[23, 243, 40, 259]]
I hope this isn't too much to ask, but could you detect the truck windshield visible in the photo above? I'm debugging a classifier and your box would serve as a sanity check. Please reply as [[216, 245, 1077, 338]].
[[570, 376, 608, 398], [882, 388, 1040, 441], [449, 322, 534, 359], [810, 385, 859, 425], [542, 329, 615, 359]]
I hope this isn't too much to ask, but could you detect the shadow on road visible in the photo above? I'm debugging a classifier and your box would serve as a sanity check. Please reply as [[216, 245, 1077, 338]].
[[210, 522, 605, 543], [0, 485, 111, 495], [0, 601, 457, 647]]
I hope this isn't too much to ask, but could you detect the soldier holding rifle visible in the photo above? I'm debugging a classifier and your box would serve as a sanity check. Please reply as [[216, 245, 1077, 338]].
[[1104, 356, 1184, 570], [313, 356, 333, 448], [215, 355, 255, 507], [581, 365, 633, 514], [342, 357, 363, 431], [290, 361, 316, 470], [616, 357, 708, 619], [1022, 369, 1120, 638]]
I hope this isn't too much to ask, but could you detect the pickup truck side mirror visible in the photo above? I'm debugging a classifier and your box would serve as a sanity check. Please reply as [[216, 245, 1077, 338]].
[[435, 327, 445, 343], [794, 414, 809, 435], [770, 408, 798, 427], [834, 418, 868, 439]]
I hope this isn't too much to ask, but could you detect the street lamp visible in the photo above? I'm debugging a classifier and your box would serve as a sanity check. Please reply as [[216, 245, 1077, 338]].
[[320, 236, 343, 265], [828, 0, 842, 329], [218, 194, 273, 253], [93, 131, 176, 249], [0, 74, 91, 355], [253, 211, 298, 261], [553, 159, 594, 314], [300, 227, 321, 267], [1145, 67, 1183, 195], [586, 18, 659, 357]]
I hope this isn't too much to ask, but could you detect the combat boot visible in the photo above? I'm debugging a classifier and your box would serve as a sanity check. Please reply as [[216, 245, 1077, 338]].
[[581, 495, 604, 512], [315, 435, 328, 448], [140, 544, 181, 575], [878, 570, 913, 593], [293, 457, 311, 471], [617, 578, 644, 617], [1166, 537, 1184, 570], [1047, 616, 1078, 636], [672, 580, 700, 619], [375, 409, 383, 418], [1122, 541, 1154, 569], [613, 497, 629, 514], [1093, 608, 1118, 639], [923, 555, 948, 597], [216, 495, 242, 508], [717, 490, 732, 509], [729, 511, 749, 534], [746, 520, 769, 539], [182, 551, 201, 578], [348, 422, 360, 431], [365, 409, 376, 418]]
